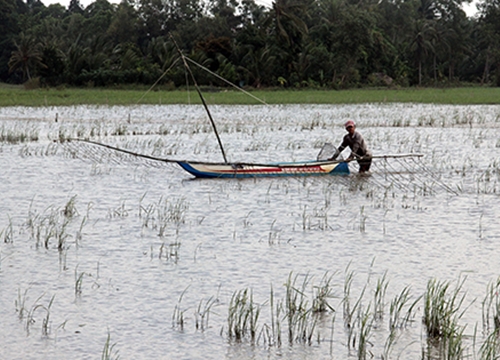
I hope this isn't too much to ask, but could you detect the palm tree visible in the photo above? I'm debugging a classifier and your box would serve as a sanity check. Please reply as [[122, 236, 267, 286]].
[[8, 33, 45, 82]]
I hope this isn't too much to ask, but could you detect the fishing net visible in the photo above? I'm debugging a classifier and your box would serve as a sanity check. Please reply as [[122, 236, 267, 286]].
[[317, 143, 342, 161], [368, 155, 458, 196], [60, 139, 177, 169], [60, 138, 458, 196]]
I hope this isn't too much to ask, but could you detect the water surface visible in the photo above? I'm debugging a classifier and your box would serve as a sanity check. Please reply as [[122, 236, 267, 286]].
[[1, 104, 500, 359]]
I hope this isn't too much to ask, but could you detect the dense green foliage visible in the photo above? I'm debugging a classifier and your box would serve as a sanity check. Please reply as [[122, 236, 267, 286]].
[[1, 0, 500, 89]]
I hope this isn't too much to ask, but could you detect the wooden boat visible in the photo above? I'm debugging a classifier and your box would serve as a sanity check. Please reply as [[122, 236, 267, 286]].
[[176, 160, 350, 178]]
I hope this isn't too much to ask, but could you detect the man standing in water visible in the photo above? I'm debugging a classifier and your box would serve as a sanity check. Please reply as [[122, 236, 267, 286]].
[[331, 120, 372, 173]]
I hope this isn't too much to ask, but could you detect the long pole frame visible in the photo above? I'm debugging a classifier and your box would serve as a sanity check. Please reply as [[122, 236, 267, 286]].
[[170, 34, 228, 164]]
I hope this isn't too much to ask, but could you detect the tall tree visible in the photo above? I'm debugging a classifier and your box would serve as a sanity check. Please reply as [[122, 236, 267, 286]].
[[8, 33, 45, 81]]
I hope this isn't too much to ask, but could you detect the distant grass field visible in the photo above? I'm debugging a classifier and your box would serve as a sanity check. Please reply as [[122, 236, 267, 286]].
[[1, 84, 499, 106]]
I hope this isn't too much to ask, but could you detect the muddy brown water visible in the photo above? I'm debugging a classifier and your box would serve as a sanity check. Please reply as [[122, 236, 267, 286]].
[[1, 104, 500, 359]]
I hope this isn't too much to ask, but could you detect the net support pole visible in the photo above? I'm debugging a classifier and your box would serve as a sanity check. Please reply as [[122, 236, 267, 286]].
[[170, 34, 228, 164]]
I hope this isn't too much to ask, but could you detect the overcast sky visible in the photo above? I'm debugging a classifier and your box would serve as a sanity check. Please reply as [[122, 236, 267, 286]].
[[40, 0, 479, 17]]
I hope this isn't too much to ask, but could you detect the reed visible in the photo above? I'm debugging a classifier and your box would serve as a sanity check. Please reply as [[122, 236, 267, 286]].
[[172, 286, 189, 331], [423, 277, 469, 359], [15, 288, 29, 321], [284, 272, 317, 345], [227, 288, 260, 343], [312, 271, 337, 313], [195, 296, 217, 331], [26, 293, 55, 336], [159, 241, 181, 263], [75, 266, 85, 296], [482, 276, 500, 332], [268, 219, 281, 245], [0, 124, 39, 143], [373, 271, 389, 321], [389, 286, 421, 330], [423, 278, 467, 339], [359, 206, 367, 233], [2, 215, 14, 243], [62, 195, 78, 218], [266, 284, 282, 347], [102, 331, 120, 360], [343, 268, 368, 351], [357, 306, 374, 360], [479, 329, 500, 360]]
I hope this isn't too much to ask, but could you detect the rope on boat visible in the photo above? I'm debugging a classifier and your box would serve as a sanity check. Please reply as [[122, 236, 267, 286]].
[[185, 57, 268, 106]]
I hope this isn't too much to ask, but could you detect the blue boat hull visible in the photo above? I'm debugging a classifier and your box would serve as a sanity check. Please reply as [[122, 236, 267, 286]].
[[177, 160, 350, 178]]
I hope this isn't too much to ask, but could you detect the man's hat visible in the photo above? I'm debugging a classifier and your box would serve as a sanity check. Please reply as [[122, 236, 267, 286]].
[[344, 120, 356, 128]]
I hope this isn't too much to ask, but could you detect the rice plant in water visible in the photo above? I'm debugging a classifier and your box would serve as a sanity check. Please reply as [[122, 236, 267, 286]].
[[227, 288, 260, 343], [26, 293, 55, 336], [482, 276, 500, 332], [423, 277, 468, 359], [15, 288, 29, 321], [74, 266, 85, 296], [102, 331, 120, 360], [284, 272, 317, 345], [373, 271, 389, 321], [357, 306, 374, 360], [2, 215, 14, 243], [62, 195, 78, 218], [172, 286, 189, 331], [479, 329, 500, 360], [312, 271, 337, 313], [195, 296, 218, 331], [389, 286, 420, 330]]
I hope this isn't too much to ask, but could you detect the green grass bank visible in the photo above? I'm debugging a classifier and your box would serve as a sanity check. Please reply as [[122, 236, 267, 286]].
[[1, 85, 500, 106]]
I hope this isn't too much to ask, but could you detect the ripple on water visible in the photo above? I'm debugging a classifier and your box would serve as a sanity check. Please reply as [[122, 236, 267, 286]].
[[1, 104, 500, 359]]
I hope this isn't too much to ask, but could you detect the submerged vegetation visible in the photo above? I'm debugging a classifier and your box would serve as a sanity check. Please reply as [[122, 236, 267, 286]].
[[1, 103, 500, 358]]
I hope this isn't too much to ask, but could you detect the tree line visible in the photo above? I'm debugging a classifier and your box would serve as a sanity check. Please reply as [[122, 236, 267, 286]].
[[1, 0, 500, 89]]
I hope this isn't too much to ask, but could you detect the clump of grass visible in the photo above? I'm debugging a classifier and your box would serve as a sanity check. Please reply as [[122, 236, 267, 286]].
[[108, 200, 129, 218], [480, 329, 500, 360], [423, 278, 467, 339], [102, 331, 120, 360], [25, 199, 83, 251], [389, 286, 421, 330], [140, 196, 189, 237], [227, 288, 260, 343], [172, 286, 189, 331], [284, 272, 317, 345], [1, 215, 14, 243], [62, 195, 78, 218], [26, 293, 55, 337], [482, 276, 500, 332], [15, 288, 29, 321], [195, 296, 218, 331], [312, 271, 337, 313], [0, 124, 39, 143], [373, 271, 389, 321], [357, 306, 374, 360], [423, 277, 469, 359], [158, 241, 181, 263], [75, 265, 85, 297]]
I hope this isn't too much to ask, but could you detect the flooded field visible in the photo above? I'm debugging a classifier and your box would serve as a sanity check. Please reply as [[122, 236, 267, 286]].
[[1, 103, 500, 359]]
